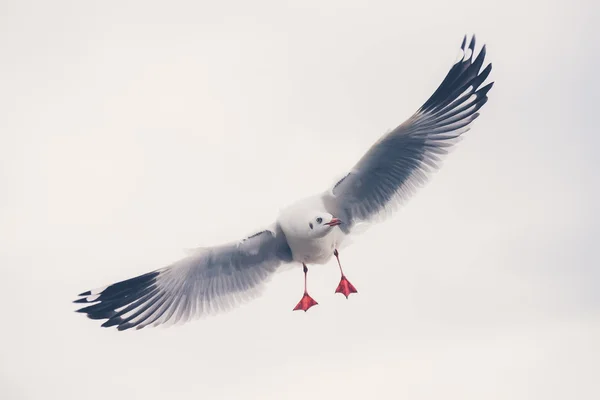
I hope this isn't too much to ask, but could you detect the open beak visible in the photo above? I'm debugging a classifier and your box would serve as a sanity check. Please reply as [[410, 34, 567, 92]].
[[325, 217, 342, 227]]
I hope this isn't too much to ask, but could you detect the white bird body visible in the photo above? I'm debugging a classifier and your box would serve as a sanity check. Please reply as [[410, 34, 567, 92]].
[[285, 233, 339, 264], [74, 35, 494, 330], [277, 194, 345, 264]]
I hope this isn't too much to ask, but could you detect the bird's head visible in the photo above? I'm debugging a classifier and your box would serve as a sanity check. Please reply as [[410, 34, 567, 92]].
[[304, 212, 342, 239]]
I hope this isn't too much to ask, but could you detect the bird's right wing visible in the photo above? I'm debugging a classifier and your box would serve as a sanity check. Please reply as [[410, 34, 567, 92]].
[[74, 227, 293, 331], [324, 35, 493, 233]]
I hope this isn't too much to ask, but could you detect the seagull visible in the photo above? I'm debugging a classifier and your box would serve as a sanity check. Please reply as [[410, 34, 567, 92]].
[[74, 35, 493, 331]]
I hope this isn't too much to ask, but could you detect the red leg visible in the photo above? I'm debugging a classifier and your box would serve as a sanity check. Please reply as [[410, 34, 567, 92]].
[[293, 263, 318, 312], [334, 249, 358, 299]]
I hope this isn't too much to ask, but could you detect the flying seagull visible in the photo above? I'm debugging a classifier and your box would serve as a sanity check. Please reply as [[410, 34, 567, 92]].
[[74, 35, 493, 331]]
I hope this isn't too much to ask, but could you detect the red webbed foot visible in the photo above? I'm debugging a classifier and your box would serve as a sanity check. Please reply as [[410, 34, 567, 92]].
[[335, 275, 358, 299], [293, 292, 318, 312]]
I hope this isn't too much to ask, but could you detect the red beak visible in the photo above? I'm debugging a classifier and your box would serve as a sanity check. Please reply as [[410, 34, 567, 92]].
[[325, 217, 342, 227]]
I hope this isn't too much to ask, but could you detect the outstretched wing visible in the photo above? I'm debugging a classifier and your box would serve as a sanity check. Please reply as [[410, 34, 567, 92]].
[[324, 35, 493, 233], [74, 227, 293, 331]]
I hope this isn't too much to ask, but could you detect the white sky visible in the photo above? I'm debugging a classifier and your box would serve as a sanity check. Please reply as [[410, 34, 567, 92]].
[[1, 1, 599, 399]]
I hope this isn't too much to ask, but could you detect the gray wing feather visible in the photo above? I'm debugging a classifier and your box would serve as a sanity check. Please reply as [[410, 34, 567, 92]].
[[324, 35, 493, 233], [74, 226, 293, 330]]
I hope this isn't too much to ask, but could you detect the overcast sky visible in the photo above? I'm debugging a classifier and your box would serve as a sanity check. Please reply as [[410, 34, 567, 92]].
[[1, 1, 599, 399]]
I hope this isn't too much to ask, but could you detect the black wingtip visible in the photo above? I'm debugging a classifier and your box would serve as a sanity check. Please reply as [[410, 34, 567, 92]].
[[74, 270, 163, 331], [101, 318, 121, 328], [117, 323, 135, 331], [479, 81, 494, 96], [468, 34, 476, 54], [479, 44, 487, 58], [461, 35, 467, 50]]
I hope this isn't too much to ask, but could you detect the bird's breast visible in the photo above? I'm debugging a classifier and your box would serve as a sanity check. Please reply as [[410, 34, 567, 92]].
[[288, 235, 338, 265]]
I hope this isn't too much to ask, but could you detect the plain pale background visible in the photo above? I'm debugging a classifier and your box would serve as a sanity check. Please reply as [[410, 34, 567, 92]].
[[1, 0, 599, 399]]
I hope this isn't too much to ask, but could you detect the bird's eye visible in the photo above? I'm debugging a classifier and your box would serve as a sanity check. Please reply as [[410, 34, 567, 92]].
[[316, 217, 323, 224], [309, 222, 313, 229]]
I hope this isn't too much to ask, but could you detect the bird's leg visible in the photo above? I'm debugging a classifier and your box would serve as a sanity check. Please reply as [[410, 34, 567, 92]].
[[334, 249, 358, 299], [293, 263, 318, 312]]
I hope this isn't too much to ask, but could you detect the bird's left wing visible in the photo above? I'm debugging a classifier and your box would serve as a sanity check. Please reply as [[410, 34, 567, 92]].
[[323, 35, 493, 233], [74, 227, 293, 331]]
